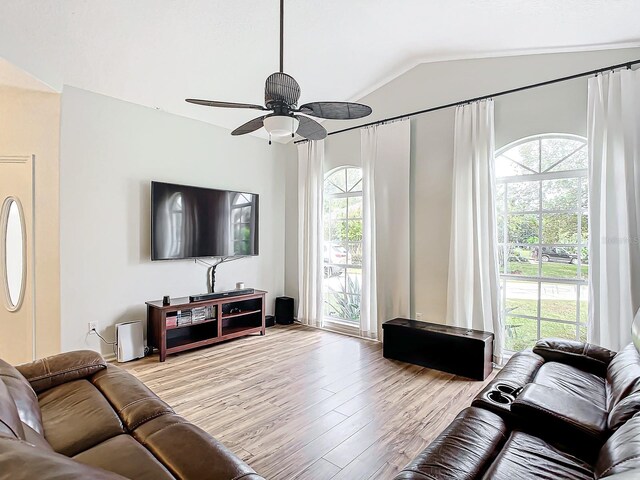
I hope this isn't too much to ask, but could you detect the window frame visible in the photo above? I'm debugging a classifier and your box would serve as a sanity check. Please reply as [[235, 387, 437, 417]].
[[322, 166, 363, 328], [495, 134, 589, 351]]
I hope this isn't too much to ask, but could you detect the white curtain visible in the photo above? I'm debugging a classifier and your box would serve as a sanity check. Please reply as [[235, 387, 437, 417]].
[[361, 120, 411, 340], [297, 140, 325, 328], [587, 69, 640, 351], [446, 100, 504, 364]]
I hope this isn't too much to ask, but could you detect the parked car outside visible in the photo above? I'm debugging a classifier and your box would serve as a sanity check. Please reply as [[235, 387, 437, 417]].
[[324, 244, 347, 277], [532, 246, 581, 264]]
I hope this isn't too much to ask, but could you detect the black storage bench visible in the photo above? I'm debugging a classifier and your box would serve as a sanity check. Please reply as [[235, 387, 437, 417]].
[[382, 318, 494, 380]]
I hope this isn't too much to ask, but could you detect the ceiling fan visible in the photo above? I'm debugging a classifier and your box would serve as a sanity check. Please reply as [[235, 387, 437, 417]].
[[185, 0, 372, 143]]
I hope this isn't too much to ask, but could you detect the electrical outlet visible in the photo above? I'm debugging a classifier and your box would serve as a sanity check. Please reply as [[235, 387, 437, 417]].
[[88, 322, 98, 334], [416, 312, 423, 320]]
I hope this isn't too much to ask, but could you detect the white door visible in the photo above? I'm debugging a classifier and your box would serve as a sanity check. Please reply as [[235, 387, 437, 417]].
[[0, 155, 35, 363]]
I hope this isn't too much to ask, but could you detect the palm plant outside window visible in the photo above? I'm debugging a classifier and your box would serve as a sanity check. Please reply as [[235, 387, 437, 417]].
[[323, 167, 363, 325], [495, 134, 589, 351]]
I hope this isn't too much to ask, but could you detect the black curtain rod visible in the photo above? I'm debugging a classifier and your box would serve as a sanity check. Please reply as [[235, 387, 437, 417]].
[[294, 58, 640, 145]]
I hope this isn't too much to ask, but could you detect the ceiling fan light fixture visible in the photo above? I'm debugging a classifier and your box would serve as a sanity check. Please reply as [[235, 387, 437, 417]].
[[264, 115, 299, 137]]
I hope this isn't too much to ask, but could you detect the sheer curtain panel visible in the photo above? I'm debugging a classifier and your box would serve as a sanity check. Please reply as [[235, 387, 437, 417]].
[[297, 140, 325, 328], [446, 100, 504, 364], [361, 119, 411, 340], [588, 69, 640, 351]]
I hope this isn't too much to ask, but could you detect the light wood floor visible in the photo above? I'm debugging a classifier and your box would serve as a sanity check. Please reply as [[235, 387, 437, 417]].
[[122, 324, 495, 480]]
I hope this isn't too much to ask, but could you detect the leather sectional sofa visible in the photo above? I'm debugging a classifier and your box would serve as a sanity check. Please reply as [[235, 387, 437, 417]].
[[0, 350, 264, 480], [394, 338, 640, 479]]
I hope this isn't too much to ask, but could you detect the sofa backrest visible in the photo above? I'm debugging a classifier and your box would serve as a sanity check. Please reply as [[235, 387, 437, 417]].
[[596, 414, 640, 478], [606, 344, 640, 430]]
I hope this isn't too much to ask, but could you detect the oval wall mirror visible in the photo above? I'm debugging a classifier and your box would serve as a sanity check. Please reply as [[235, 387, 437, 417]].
[[1, 197, 26, 312]]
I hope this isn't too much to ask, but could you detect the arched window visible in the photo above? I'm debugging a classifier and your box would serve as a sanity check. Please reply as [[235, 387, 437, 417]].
[[495, 134, 589, 351], [323, 167, 363, 325]]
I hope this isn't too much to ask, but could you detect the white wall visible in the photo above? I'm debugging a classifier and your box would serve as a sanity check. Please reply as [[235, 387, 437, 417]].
[[284, 47, 640, 325], [60, 87, 288, 355]]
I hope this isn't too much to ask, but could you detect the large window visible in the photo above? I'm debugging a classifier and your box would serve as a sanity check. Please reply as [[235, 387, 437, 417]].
[[495, 135, 589, 351], [323, 167, 363, 325]]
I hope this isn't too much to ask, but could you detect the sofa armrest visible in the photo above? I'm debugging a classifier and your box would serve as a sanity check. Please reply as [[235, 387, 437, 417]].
[[393, 407, 508, 480], [472, 349, 544, 419], [533, 338, 615, 377], [512, 383, 608, 458], [16, 350, 107, 393], [133, 413, 265, 480]]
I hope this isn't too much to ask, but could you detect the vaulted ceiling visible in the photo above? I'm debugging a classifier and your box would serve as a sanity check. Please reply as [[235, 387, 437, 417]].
[[1, 0, 639, 132]]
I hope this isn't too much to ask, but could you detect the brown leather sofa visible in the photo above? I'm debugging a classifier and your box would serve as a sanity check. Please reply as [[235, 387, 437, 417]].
[[394, 338, 640, 479], [0, 350, 264, 480]]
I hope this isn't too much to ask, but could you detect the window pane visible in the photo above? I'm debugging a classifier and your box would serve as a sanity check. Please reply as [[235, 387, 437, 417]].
[[325, 293, 347, 319], [547, 146, 587, 172], [542, 214, 578, 244], [347, 243, 362, 267], [580, 285, 589, 323], [347, 168, 363, 193], [326, 268, 345, 293], [348, 196, 362, 219], [329, 198, 347, 219], [496, 184, 506, 212], [580, 177, 588, 210], [540, 283, 577, 321], [505, 316, 538, 351], [346, 271, 361, 295], [497, 214, 506, 243], [505, 280, 538, 318], [540, 320, 578, 341], [347, 219, 363, 242], [541, 138, 586, 172], [508, 214, 539, 244], [537, 247, 579, 279], [507, 181, 539, 212], [325, 170, 346, 193], [496, 141, 540, 177], [542, 178, 579, 211], [502, 245, 537, 277], [330, 221, 348, 242]]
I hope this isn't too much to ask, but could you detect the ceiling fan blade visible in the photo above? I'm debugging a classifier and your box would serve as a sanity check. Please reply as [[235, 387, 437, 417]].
[[265, 72, 301, 107], [295, 115, 327, 140], [186, 99, 266, 110], [298, 101, 372, 120], [231, 115, 267, 136]]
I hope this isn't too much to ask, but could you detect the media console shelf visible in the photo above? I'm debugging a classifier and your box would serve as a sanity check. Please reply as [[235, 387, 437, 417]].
[[146, 290, 266, 361]]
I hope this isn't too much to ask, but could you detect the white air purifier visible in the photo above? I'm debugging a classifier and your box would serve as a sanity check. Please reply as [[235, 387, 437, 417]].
[[116, 321, 145, 362]]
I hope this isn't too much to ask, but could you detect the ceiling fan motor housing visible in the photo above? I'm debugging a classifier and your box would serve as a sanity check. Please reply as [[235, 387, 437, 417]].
[[265, 72, 301, 109]]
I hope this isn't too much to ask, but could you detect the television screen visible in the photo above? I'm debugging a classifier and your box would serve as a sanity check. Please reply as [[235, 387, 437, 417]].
[[151, 181, 259, 260]]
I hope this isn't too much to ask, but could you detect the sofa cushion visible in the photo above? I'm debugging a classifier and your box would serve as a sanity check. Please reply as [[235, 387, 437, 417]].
[[394, 407, 508, 479], [0, 359, 43, 435], [133, 413, 264, 480], [596, 414, 640, 479], [38, 379, 125, 456], [481, 431, 593, 480], [73, 434, 175, 480], [91, 365, 173, 431], [17, 350, 107, 394], [0, 436, 126, 480], [534, 361, 607, 410]]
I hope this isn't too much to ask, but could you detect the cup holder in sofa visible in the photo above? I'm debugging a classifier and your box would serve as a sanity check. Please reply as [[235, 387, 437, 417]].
[[487, 390, 515, 405], [485, 383, 523, 405]]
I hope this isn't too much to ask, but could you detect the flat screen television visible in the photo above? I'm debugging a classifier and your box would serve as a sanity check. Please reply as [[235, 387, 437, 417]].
[[151, 181, 259, 260]]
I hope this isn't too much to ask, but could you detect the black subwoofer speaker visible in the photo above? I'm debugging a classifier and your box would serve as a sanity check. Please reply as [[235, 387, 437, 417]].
[[275, 296, 295, 325]]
